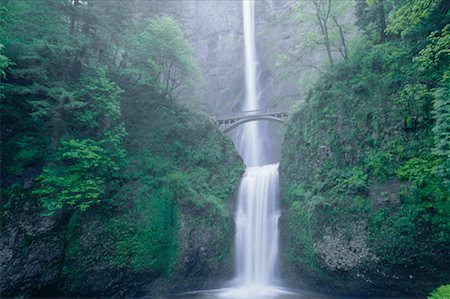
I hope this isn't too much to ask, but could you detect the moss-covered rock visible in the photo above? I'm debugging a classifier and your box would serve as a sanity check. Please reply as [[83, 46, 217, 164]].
[[429, 285, 450, 299], [1, 107, 244, 297], [280, 37, 450, 298], [0, 185, 67, 297], [59, 107, 244, 297]]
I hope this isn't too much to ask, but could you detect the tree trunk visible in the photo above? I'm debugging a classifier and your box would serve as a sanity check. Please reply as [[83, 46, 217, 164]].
[[50, 97, 67, 152], [332, 14, 348, 59], [323, 25, 334, 65], [379, 0, 387, 43], [69, 0, 80, 35], [313, 0, 334, 66]]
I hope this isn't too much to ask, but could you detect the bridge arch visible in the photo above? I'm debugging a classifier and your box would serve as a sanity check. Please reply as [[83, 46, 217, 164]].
[[222, 115, 286, 133]]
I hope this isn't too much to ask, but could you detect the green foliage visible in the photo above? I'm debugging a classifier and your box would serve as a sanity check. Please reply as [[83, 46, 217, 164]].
[[33, 139, 119, 214], [397, 156, 439, 185], [364, 150, 394, 180], [59, 108, 242, 290], [416, 24, 450, 186], [75, 68, 123, 132], [140, 16, 199, 83], [432, 70, 450, 185], [1, 0, 242, 295], [429, 285, 450, 299], [125, 16, 201, 108], [281, 0, 450, 293], [355, 0, 389, 43], [0, 43, 12, 82], [397, 155, 450, 242], [29, 66, 126, 215], [294, 0, 354, 65], [386, 0, 441, 36], [337, 167, 369, 195], [114, 182, 178, 273], [368, 205, 421, 265], [416, 24, 450, 73]]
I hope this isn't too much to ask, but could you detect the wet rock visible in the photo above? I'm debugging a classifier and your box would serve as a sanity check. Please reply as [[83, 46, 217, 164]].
[[313, 224, 378, 271], [0, 198, 66, 297]]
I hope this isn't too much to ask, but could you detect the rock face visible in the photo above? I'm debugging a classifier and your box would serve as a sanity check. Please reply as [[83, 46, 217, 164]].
[[172, 1, 304, 114], [133, 0, 246, 114], [0, 196, 67, 297], [180, 1, 244, 114], [278, 46, 450, 296], [312, 223, 378, 272], [254, 1, 303, 109], [0, 109, 244, 297], [55, 194, 236, 298], [171, 201, 234, 292], [174, 1, 353, 114]]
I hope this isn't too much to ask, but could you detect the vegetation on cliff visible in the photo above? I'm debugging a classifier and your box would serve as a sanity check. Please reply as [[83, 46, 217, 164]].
[[0, 1, 243, 297], [429, 284, 450, 299], [281, 0, 449, 297]]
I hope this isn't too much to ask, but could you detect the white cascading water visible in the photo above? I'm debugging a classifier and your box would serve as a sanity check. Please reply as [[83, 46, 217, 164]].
[[235, 164, 280, 286], [238, 0, 262, 167], [221, 1, 283, 298]]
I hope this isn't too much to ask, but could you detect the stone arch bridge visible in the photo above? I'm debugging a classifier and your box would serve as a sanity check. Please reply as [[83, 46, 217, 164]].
[[213, 108, 288, 133]]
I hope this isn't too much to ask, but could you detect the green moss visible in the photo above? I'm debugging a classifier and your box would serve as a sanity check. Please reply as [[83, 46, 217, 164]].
[[281, 17, 450, 294], [428, 285, 450, 299], [58, 108, 243, 294], [1, 1, 244, 296]]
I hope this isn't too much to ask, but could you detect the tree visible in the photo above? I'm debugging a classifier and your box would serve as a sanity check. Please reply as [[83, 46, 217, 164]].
[[354, 0, 440, 43], [415, 24, 450, 187], [32, 68, 126, 214], [1, 0, 128, 213], [312, 0, 334, 65], [0, 44, 12, 99], [33, 139, 119, 214], [364, 0, 388, 43], [295, 0, 353, 67], [386, 0, 442, 38], [126, 16, 200, 99]]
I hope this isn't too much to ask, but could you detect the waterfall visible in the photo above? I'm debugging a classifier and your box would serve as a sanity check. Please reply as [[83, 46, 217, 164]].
[[221, 1, 283, 297], [235, 164, 280, 286], [238, 0, 263, 167], [236, 0, 280, 286]]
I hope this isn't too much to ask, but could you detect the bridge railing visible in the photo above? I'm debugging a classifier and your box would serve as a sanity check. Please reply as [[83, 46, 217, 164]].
[[213, 107, 288, 121]]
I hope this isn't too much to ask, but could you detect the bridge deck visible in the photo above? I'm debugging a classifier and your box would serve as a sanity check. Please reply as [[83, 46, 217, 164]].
[[214, 108, 288, 122], [213, 108, 289, 132]]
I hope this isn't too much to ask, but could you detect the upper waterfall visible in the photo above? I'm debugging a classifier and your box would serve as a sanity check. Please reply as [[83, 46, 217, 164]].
[[243, 0, 258, 112], [237, 0, 263, 166]]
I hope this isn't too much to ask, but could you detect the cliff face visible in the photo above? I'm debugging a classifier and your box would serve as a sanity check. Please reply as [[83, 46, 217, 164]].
[[279, 36, 450, 298], [176, 1, 352, 114], [0, 105, 244, 297], [0, 196, 67, 297], [176, 1, 303, 114], [255, 1, 303, 109], [180, 1, 244, 114]]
